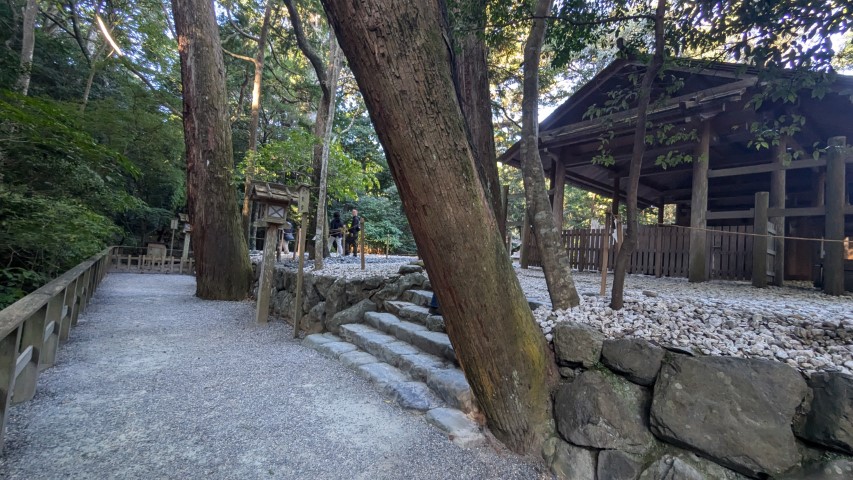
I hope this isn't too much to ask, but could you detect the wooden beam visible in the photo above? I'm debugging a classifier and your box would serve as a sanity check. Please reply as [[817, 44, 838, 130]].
[[824, 136, 847, 295], [689, 121, 710, 283], [706, 156, 841, 178]]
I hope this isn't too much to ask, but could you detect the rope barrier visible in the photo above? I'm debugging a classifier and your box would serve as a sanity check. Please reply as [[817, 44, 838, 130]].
[[657, 223, 851, 245]]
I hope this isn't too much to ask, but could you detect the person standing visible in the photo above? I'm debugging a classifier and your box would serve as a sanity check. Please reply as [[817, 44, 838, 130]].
[[328, 211, 345, 256], [346, 208, 361, 256]]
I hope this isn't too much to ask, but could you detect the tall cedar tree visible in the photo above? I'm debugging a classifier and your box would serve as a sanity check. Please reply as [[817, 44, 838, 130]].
[[172, 0, 252, 299], [320, 0, 558, 453]]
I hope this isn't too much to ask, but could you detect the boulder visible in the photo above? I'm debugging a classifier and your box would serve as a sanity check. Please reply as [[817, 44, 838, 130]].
[[601, 338, 666, 386], [326, 299, 377, 333], [649, 355, 808, 477], [552, 321, 604, 367], [597, 450, 642, 480], [300, 301, 325, 334], [777, 458, 853, 480], [345, 275, 385, 304], [543, 438, 598, 480], [554, 370, 655, 454], [373, 272, 428, 303], [272, 290, 293, 317], [313, 275, 336, 300], [324, 279, 348, 319], [398, 264, 423, 274], [638, 450, 749, 480], [794, 372, 853, 454], [273, 268, 288, 290]]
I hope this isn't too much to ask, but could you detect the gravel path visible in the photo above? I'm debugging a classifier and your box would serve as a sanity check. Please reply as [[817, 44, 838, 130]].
[[0, 273, 541, 480]]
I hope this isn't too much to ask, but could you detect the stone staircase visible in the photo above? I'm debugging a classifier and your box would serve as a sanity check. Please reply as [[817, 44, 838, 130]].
[[302, 288, 485, 447]]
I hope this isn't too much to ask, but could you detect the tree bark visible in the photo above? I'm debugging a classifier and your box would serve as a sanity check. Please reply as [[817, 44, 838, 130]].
[[241, 0, 275, 242], [172, 0, 252, 300], [16, 0, 38, 95], [610, 0, 667, 310], [313, 36, 343, 270], [321, 0, 557, 454], [447, 0, 505, 238], [519, 0, 580, 310]]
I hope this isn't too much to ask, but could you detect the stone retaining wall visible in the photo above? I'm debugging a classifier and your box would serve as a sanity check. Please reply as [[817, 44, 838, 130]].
[[253, 263, 852, 479], [550, 322, 853, 479], [252, 263, 428, 334]]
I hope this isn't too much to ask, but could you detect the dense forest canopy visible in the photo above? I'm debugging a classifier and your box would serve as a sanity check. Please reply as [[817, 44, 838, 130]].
[[1, 0, 850, 308]]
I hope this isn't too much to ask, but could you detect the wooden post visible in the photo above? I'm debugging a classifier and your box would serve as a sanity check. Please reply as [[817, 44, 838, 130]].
[[502, 184, 510, 253], [551, 158, 566, 230], [293, 187, 311, 338], [824, 136, 847, 295], [360, 218, 366, 270], [39, 294, 63, 369], [689, 121, 710, 283], [752, 191, 770, 288], [600, 212, 612, 295], [520, 208, 531, 269], [0, 326, 22, 452], [254, 222, 279, 324], [181, 229, 191, 261], [770, 137, 787, 286], [656, 200, 665, 278]]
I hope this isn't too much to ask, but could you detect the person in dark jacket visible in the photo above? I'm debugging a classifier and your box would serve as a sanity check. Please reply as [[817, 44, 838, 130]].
[[346, 209, 361, 256], [328, 211, 345, 256]]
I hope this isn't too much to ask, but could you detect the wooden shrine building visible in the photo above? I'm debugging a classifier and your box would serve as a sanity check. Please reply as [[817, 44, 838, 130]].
[[500, 59, 853, 292]]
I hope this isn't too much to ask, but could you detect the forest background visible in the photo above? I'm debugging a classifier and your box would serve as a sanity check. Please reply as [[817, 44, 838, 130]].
[[1, 0, 851, 308]]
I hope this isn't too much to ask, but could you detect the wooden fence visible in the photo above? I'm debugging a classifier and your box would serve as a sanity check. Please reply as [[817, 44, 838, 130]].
[[530, 224, 756, 281], [109, 246, 195, 275], [0, 248, 111, 452]]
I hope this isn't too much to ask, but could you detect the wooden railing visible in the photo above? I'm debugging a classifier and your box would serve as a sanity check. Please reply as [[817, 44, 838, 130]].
[[108, 246, 195, 274], [0, 248, 111, 452]]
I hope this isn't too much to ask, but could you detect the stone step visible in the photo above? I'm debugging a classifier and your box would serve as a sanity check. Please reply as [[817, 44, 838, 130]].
[[381, 300, 445, 333], [400, 289, 433, 307], [363, 312, 454, 363], [340, 322, 476, 413], [302, 333, 484, 447]]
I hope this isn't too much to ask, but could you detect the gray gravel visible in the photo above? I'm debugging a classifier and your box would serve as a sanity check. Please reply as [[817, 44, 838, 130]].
[[0, 273, 543, 480]]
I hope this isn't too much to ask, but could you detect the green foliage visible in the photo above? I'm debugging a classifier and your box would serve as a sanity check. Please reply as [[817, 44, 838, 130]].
[[351, 187, 417, 254]]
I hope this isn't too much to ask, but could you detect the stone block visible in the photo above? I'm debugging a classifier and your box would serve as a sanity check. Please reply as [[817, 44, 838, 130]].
[[553, 321, 604, 367], [356, 362, 408, 387], [638, 450, 749, 480], [778, 458, 853, 480], [326, 298, 376, 333], [303, 334, 335, 350], [324, 279, 347, 319], [794, 372, 853, 454], [363, 311, 401, 334], [555, 370, 655, 454], [601, 338, 666, 386], [543, 438, 598, 480], [316, 341, 358, 359], [383, 381, 441, 411], [597, 450, 642, 480], [649, 355, 808, 477], [425, 408, 484, 448], [339, 350, 379, 369], [426, 368, 476, 413]]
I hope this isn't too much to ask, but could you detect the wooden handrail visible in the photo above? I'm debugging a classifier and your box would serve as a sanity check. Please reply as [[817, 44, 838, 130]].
[[0, 247, 112, 453]]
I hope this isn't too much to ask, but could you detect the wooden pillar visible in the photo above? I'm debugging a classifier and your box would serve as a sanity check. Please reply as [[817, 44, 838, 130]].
[[655, 199, 665, 278], [551, 158, 566, 230], [520, 208, 531, 269], [293, 187, 310, 338], [824, 136, 847, 295], [770, 137, 787, 286], [689, 121, 711, 283], [0, 326, 22, 452], [600, 212, 612, 295], [752, 191, 770, 288], [502, 185, 510, 253], [611, 176, 621, 215], [255, 222, 279, 323]]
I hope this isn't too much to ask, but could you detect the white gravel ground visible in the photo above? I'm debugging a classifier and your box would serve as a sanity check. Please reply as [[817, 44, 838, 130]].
[[279, 254, 853, 376], [0, 273, 542, 480]]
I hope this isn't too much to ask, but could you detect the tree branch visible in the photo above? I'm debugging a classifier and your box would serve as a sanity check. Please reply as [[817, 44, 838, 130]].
[[224, 2, 260, 42], [282, 0, 329, 97], [222, 47, 258, 65], [117, 56, 181, 116], [65, 1, 91, 64]]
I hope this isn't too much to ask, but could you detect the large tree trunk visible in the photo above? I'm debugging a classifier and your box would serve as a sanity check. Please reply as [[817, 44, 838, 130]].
[[173, 0, 252, 300], [16, 0, 38, 95], [447, 0, 505, 238], [610, 0, 667, 310], [241, 0, 275, 242], [313, 36, 343, 270], [321, 0, 557, 453], [519, 0, 580, 311]]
